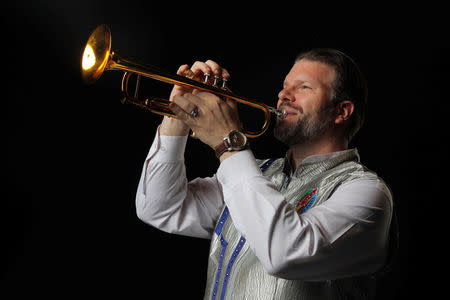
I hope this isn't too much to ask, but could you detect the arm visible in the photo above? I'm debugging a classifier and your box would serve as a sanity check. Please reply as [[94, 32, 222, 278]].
[[135, 127, 224, 239], [217, 150, 393, 281], [136, 61, 232, 238]]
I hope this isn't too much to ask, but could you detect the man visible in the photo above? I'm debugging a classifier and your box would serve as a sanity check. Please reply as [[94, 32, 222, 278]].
[[135, 48, 393, 299]]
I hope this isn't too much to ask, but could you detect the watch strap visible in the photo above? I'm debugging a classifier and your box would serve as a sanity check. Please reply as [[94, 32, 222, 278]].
[[214, 130, 249, 159], [214, 139, 230, 159]]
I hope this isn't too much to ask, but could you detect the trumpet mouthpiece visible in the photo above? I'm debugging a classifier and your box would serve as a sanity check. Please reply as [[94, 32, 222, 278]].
[[275, 109, 287, 119], [268, 107, 286, 119]]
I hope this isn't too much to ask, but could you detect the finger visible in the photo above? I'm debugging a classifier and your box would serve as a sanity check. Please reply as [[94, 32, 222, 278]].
[[170, 64, 192, 99], [219, 98, 239, 120], [206, 60, 231, 83], [172, 94, 199, 115], [220, 99, 242, 130], [191, 91, 222, 109], [191, 61, 213, 78], [224, 97, 237, 109], [205, 60, 230, 87], [221, 68, 231, 81], [168, 102, 192, 124], [177, 64, 190, 74], [183, 92, 205, 106], [177, 64, 194, 78], [218, 97, 237, 115], [205, 60, 223, 77]]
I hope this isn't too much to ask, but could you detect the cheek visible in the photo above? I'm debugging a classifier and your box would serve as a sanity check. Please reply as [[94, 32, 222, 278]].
[[303, 94, 327, 113]]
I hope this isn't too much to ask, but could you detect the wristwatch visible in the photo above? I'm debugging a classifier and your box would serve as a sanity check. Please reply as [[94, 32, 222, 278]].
[[214, 130, 249, 159]]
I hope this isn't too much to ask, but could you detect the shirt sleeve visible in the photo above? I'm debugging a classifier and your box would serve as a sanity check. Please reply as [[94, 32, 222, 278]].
[[135, 127, 225, 239], [216, 150, 393, 281]]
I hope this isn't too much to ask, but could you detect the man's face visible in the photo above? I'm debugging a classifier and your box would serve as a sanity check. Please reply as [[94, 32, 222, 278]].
[[274, 59, 337, 146]]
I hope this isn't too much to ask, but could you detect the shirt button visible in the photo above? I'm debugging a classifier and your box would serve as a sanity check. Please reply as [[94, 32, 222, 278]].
[[160, 146, 166, 152]]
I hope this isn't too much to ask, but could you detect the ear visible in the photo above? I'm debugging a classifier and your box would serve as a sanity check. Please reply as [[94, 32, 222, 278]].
[[334, 100, 354, 125]]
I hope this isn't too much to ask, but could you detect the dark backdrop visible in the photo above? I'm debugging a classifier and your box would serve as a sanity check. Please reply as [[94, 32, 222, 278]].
[[4, 1, 449, 299]]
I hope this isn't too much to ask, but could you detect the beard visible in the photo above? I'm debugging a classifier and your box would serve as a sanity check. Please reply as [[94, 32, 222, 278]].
[[274, 104, 335, 146]]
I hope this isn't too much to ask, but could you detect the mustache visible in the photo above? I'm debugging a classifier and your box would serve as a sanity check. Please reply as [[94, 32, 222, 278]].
[[279, 102, 303, 114]]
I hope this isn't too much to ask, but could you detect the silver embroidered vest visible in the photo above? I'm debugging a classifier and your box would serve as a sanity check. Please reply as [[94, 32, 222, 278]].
[[203, 149, 379, 300]]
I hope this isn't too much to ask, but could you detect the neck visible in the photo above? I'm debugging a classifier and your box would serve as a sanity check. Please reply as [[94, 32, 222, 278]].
[[287, 133, 348, 170]]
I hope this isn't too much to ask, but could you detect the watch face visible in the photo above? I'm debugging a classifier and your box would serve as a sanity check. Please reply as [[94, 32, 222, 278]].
[[229, 131, 247, 149]]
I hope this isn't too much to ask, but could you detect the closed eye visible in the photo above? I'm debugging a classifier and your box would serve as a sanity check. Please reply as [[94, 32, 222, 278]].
[[297, 85, 311, 90]]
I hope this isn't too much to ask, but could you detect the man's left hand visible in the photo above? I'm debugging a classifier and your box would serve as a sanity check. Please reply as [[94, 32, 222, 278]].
[[169, 90, 241, 150]]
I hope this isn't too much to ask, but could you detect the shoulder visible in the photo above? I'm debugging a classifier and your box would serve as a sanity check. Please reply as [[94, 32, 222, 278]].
[[347, 161, 392, 199], [325, 157, 393, 208], [334, 172, 394, 212]]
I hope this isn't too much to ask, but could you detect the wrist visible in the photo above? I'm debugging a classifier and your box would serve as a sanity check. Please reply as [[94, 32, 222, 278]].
[[160, 116, 190, 136], [214, 130, 249, 160], [219, 150, 239, 162]]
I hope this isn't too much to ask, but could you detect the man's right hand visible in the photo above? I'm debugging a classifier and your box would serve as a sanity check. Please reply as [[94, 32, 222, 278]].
[[159, 61, 230, 136]]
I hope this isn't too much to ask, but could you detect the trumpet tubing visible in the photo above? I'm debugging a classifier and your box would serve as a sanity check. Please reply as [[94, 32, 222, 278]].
[[81, 24, 285, 138]]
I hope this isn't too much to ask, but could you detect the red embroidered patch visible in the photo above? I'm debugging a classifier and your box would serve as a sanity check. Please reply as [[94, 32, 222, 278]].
[[295, 188, 318, 214]]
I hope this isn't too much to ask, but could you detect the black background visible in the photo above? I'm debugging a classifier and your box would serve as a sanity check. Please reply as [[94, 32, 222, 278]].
[[4, 1, 449, 299]]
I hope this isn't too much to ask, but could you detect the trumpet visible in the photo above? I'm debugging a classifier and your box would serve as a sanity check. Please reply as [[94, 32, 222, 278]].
[[81, 24, 286, 138]]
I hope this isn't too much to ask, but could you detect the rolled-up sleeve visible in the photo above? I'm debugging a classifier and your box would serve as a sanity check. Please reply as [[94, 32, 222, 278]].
[[216, 150, 393, 280], [136, 128, 225, 239]]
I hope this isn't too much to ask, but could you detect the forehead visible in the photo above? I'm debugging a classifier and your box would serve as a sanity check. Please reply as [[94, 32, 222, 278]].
[[285, 59, 336, 87]]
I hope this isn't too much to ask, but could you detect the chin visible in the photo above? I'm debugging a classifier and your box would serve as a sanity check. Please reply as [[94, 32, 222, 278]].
[[273, 122, 294, 144], [275, 116, 296, 130]]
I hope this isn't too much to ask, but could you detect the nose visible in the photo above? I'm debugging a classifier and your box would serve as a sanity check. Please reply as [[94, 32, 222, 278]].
[[278, 87, 292, 103]]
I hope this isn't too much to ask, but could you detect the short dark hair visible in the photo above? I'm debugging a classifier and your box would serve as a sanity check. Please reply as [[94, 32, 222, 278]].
[[295, 48, 368, 142]]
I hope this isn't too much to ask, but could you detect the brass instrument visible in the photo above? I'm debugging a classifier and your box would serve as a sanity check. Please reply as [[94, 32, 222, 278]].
[[81, 24, 286, 138]]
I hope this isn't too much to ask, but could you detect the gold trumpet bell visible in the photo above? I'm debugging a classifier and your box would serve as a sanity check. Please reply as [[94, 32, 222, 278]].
[[81, 24, 112, 84]]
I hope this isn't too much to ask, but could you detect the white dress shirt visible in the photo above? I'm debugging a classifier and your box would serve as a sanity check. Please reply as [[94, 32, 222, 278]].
[[136, 129, 393, 280]]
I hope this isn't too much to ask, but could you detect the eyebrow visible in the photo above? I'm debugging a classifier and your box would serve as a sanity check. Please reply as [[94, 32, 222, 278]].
[[283, 79, 312, 88]]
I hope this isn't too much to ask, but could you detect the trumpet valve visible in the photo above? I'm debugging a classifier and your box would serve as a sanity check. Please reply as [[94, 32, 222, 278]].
[[204, 73, 211, 84], [213, 75, 220, 87], [221, 78, 228, 89]]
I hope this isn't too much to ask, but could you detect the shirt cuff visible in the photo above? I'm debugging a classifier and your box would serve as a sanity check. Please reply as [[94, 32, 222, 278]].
[[145, 126, 188, 162], [216, 149, 263, 188]]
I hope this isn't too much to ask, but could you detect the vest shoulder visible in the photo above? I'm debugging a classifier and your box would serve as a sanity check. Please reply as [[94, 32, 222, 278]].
[[256, 157, 283, 165], [339, 160, 391, 189], [256, 157, 284, 171]]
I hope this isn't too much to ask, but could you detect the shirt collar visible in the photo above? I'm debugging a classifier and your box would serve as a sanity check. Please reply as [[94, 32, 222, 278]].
[[283, 148, 359, 176], [301, 148, 358, 165]]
